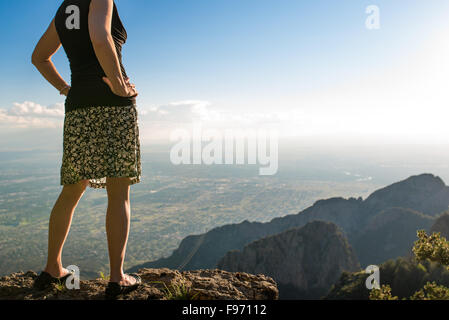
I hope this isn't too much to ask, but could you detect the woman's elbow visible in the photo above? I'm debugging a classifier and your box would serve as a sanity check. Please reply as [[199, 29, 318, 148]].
[[31, 49, 37, 65], [31, 50, 44, 65], [31, 56, 39, 66]]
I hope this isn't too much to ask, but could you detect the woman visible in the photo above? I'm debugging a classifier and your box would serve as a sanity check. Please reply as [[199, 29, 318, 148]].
[[31, 0, 142, 298]]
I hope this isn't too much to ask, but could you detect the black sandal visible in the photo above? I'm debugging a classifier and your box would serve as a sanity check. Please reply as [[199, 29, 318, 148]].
[[33, 270, 73, 291], [105, 273, 141, 300]]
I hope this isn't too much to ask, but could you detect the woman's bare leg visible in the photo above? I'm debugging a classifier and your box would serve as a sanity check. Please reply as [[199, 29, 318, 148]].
[[44, 180, 89, 278], [106, 177, 137, 285]]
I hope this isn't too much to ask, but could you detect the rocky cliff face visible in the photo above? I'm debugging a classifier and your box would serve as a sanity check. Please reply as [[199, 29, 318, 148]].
[[0, 268, 278, 300], [216, 221, 360, 299]]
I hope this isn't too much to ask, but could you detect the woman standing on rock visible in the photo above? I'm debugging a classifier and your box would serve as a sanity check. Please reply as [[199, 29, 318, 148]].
[[31, 0, 142, 298]]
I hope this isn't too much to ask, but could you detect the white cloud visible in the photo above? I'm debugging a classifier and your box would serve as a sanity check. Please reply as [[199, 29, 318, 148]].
[[0, 101, 64, 129], [142, 100, 284, 126], [144, 100, 217, 122], [137, 100, 287, 144], [9, 101, 64, 118]]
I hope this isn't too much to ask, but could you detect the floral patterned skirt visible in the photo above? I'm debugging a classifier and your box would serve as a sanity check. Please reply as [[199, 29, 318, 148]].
[[61, 105, 142, 189]]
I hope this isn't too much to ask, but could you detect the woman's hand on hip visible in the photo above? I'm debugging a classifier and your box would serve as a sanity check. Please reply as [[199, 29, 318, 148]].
[[102, 76, 138, 97], [60, 85, 71, 97], [124, 77, 137, 93]]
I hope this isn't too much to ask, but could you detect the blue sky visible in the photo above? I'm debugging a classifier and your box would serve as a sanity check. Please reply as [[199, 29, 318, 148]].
[[1, 0, 449, 149]]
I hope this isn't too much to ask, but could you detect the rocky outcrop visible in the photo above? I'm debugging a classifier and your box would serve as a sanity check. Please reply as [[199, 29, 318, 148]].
[[0, 268, 278, 300], [217, 221, 360, 299]]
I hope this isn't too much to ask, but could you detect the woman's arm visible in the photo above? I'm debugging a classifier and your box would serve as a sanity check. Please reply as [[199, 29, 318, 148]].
[[31, 18, 70, 96], [89, 0, 137, 97]]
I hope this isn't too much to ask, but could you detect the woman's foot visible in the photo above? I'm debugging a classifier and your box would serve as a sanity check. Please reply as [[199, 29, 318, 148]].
[[43, 267, 72, 279], [33, 268, 74, 291], [105, 273, 141, 300], [110, 273, 140, 286]]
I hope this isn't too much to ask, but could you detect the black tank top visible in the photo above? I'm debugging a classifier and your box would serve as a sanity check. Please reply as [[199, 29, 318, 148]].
[[54, 0, 136, 113]]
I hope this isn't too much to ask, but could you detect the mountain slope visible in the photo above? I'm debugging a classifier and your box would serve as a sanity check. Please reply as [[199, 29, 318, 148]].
[[430, 211, 449, 239], [352, 207, 434, 266]]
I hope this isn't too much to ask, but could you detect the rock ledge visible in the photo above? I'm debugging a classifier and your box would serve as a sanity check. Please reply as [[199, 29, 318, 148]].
[[0, 268, 279, 300]]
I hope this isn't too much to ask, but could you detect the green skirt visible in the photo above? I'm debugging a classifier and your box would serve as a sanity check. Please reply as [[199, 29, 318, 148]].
[[60, 105, 142, 189]]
